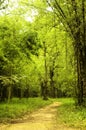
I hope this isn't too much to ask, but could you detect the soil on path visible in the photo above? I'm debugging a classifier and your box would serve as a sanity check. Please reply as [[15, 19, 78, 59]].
[[0, 102, 80, 130]]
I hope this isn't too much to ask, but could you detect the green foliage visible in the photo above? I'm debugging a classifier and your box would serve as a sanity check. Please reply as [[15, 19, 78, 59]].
[[0, 0, 8, 10], [0, 14, 41, 101], [0, 75, 18, 86], [0, 0, 77, 102]]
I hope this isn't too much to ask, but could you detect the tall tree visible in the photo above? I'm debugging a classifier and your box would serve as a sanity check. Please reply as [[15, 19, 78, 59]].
[[47, 0, 86, 105]]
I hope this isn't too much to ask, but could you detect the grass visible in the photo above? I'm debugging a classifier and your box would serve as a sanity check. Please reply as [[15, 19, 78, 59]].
[[0, 97, 55, 123], [56, 98, 86, 129]]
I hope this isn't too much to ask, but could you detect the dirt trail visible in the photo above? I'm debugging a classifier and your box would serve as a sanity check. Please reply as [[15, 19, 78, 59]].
[[0, 102, 79, 130]]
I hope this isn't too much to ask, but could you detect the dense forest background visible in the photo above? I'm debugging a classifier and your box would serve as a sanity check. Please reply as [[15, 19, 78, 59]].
[[0, 0, 86, 106]]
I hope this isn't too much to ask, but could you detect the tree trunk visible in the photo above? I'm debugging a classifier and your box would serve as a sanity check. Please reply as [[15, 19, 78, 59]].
[[7, 85, 11, 103], [76, 43, 86, 105], [43, 80, 48, 100]]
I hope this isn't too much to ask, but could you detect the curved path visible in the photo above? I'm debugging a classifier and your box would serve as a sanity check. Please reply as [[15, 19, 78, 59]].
[[0, 102, 79, 130]]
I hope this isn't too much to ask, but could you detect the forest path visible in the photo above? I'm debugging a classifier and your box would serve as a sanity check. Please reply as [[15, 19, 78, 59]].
[[0, 102, 79, 130]]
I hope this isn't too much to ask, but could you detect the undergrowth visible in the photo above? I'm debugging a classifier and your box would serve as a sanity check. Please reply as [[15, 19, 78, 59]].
[[56, 98, 86, 129]]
